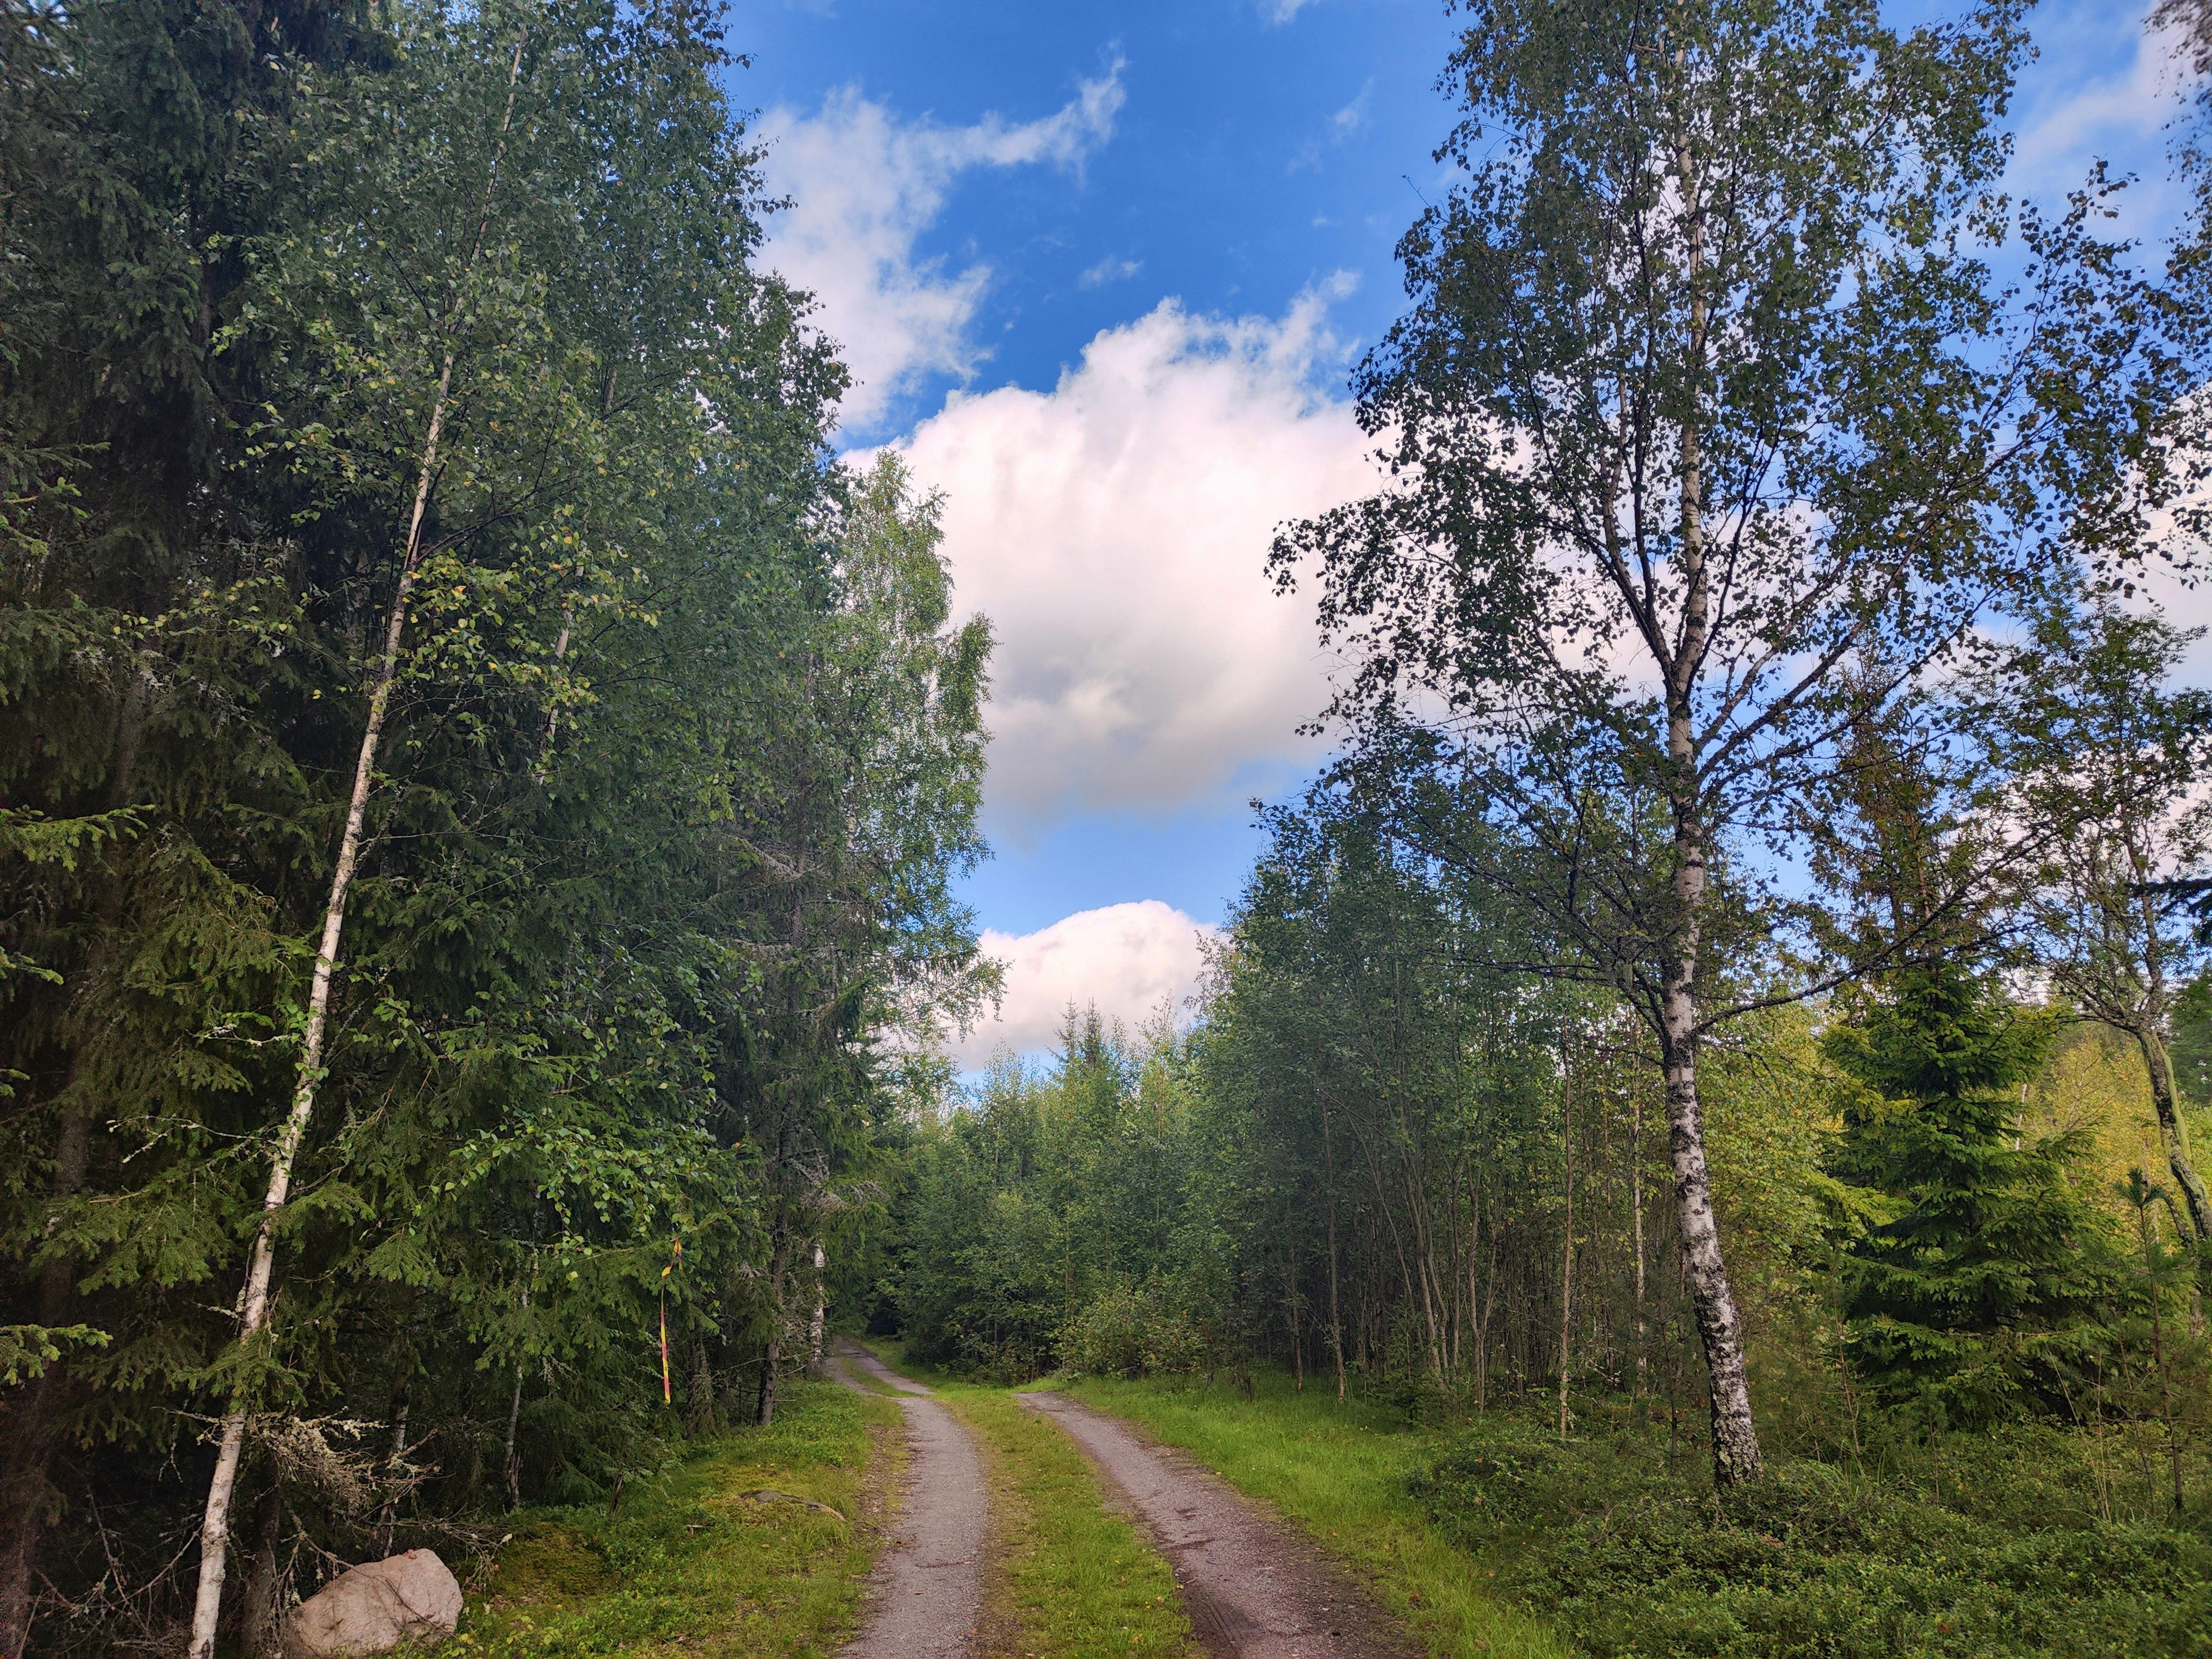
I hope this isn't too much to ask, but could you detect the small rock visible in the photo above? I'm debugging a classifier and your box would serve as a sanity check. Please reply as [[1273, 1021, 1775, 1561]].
[[282, 1548, 463, 1658], [738, 1487, 842, 1516]]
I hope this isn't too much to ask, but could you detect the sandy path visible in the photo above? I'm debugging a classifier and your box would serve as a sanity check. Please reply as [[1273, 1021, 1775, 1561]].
[[830, 1341, 986, 1658], [1017, 1391, 1419, 1659]]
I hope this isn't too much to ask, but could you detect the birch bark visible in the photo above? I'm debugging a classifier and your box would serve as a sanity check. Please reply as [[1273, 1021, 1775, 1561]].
[[1653, 116, 1762, 1490], [185, 37, 528, 1657]]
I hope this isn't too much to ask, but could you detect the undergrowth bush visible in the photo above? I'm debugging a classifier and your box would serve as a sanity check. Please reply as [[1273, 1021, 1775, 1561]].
[[1060, 1283, 1206, 1378], [1410, 1407, 2212, 1657]]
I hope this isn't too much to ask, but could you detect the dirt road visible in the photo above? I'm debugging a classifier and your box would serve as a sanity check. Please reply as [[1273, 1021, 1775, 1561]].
[[830, 1342, 986, 1658], [1018, 1390, 1420, 1659]]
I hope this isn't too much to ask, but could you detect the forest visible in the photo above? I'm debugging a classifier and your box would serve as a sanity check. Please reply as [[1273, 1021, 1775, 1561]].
[[6, 0, 2212, 1656]]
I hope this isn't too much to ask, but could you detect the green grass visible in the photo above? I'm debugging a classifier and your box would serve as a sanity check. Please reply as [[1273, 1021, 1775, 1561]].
[[946, 1387, 1202, 1659], [453, 1379, 901, 1658], [1064, 1372, 1569, 1659], [855, 1339, 1201, 1658]]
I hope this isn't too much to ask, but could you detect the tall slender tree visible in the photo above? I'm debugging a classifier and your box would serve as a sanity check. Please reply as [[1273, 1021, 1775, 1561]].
[[1275, 0, 2186, 1483]]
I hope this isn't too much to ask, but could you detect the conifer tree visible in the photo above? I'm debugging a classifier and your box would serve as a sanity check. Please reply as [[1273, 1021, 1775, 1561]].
[[1823, 961, 2134, 1426], [0, 1, 998, 1647]]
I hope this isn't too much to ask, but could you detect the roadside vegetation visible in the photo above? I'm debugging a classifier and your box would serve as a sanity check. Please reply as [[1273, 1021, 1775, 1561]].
[[1071, 1369, 2212, 1659], [455, 1381, 895, 1659], [14, 0, 2212, 1655], [1068, 1371, 1562, 1659], [1415, 1406, 2212, 1659]]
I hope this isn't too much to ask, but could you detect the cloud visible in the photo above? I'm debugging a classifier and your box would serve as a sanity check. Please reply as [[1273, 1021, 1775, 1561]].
[[1079, 253, 1144, 288], [760, 63, 1126, 431], [1264, 0, 1324, 21], [1291, 77, 1376, 171], [1331, 79, 1374, 139], [956, 901, 1214, 1065], [882, 279, 1380, 831], [2008, 5, 2188, 213]]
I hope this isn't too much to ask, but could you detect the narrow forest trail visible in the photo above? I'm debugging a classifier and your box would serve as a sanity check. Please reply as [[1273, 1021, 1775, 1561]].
[[1018, 1391, 1422, 1659], [829, 1341, 987, 1657]]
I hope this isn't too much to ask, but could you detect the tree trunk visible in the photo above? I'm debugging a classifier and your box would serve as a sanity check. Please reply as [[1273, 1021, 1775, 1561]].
[[808, 1241, 827, 1370], [185, 40, 529, 1656], [757, 1227, 793, 1427], [2136, 1027, 2212, 1240], [377, 1388, 411, 1556], [687, 1341, 716, 1436], [503, 1364, 524, 1512], [0, 666, 153, 1658], [1322, 1094, 1347, 1403], [1656, 124, 1761, 1487], [239, 1479, 285, 1659], [1660, 1002, 1762, 1485], [1558, 1036, 1574, 1440], [1631, 1086, 1647, 1394]]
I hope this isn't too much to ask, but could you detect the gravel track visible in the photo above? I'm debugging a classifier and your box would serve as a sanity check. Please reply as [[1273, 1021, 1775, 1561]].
[[1017, 1390, 1421, 1659], [829, 1341, 985, 1658]]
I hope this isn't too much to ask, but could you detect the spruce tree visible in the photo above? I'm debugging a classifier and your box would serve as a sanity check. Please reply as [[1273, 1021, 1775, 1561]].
[[1823, 961, 2135, 1427]]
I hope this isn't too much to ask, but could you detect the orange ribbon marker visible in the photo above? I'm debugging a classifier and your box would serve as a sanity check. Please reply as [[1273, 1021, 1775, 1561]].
[[659, 1241, 683, 1406]]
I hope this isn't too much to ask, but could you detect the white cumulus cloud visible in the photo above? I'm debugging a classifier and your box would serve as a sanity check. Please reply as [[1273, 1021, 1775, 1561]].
[[760, 64, 1126, 431], [956, 900, 1214, 1065], [2008, 4, 2189, 228], [887, 281, 1381, 832]]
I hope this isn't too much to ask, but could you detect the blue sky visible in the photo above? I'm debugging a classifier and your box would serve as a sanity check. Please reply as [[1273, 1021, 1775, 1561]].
[[726, 0, 2197, 1061]]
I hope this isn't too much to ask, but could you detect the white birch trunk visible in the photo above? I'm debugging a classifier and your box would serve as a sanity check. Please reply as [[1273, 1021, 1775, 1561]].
[[185, 39, 527, 1657], [1654, 119, 1762, 1489], [808, 1241, 826, 1368]]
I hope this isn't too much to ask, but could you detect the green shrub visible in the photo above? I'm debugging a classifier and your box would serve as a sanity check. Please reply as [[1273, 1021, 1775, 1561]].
[[1061, 1283, 1206, 1378], [1410, 1414, 2212, 1658]]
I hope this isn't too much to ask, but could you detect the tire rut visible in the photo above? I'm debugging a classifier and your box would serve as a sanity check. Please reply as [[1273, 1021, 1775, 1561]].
[[829, 1341, 986, 1657], [1017, 1391, 1421, 1659]]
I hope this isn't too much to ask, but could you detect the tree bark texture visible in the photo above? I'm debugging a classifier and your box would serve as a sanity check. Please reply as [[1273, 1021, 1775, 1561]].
[[2136, 1027, 2212, 1240]]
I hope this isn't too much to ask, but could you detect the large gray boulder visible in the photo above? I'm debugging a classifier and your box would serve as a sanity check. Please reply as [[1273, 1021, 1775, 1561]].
[[282, 1549, 463, 1658]]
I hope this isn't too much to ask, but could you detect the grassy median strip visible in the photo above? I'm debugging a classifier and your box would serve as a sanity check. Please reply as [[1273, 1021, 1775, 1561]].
[[939, 1384, 1203, 1659], [854, 1341, 1200, 1659], [454, 1378, 901, 1658], [1068, 1373, 1567, 1659]]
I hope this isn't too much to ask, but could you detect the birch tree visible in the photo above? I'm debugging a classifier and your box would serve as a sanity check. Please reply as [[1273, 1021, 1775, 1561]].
[[185, 6, 653, 1645], [1274, 0, 2186, 1484], [1997, 600, 2212, 1239]]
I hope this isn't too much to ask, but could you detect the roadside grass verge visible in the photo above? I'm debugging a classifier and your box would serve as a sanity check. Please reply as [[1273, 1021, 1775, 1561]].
[[453, 1378, 899, 1658], [853, 1340, 1201, 1658], [1065, 1372, 1569, 1659]]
